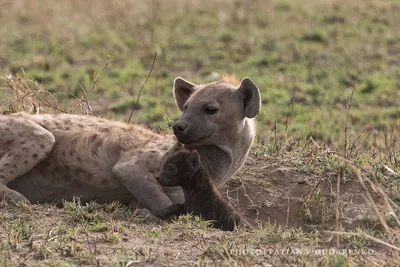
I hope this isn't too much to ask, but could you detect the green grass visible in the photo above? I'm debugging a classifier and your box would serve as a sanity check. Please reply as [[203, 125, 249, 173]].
[[0, 0, 398, 154]]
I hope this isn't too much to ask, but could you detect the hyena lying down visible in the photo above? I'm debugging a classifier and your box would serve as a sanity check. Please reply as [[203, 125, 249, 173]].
[[0, 76, 261, 218]]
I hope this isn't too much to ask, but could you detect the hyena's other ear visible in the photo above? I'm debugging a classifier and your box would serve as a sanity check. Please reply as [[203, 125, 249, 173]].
[[173, 77, 197, 111], [189, 150, 201, 170], [237, 78, 261, 118]]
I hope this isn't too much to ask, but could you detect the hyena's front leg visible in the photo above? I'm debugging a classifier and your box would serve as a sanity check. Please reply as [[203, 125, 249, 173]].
[[0, 116, 55, 203], [112, 160, 174, 219]]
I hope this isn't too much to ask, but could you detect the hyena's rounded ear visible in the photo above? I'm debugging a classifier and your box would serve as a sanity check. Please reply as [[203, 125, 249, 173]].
[[189, 150, 201, 170], [237, 78, 261, 118], [173, 77, 197, 111]]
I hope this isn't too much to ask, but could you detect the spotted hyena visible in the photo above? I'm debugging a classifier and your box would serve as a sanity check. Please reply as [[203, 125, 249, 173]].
[[0, 75, 261, 219]]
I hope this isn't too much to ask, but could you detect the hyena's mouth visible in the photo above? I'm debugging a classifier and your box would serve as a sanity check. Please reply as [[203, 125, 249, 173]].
[[175, 133, 212, 145]]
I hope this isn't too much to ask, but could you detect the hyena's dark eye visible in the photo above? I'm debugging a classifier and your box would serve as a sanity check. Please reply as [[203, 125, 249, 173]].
[[204, 106, 218, 115], [168, 164, 177, 172]]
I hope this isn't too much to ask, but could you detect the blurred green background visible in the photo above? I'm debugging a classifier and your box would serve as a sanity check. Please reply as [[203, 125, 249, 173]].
[[0, 0, 399, 151]]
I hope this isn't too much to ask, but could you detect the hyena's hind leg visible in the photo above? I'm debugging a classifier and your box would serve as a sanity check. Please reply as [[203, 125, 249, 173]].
[[0, 116, 55, 203]]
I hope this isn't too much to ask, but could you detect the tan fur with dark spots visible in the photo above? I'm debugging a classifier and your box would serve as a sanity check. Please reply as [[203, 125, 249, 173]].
[[0, 75, 261, 219]]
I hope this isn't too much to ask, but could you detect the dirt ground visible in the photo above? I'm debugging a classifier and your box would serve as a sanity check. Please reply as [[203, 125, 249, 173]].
[[1, 149, 398, 266], [229, 154, 382, 230]]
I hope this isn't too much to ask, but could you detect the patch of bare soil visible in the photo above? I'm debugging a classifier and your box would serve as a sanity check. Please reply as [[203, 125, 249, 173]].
[[227, 154, 385, 231]]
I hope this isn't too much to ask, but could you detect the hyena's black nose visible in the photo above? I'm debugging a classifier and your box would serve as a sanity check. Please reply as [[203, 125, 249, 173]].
[[172, 121, 188, 134], [155, 175, 160, 181]]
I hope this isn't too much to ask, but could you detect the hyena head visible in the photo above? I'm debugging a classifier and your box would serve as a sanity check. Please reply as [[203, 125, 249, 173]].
[[172, 76, 261, 146], [156, 150, 201, 187]]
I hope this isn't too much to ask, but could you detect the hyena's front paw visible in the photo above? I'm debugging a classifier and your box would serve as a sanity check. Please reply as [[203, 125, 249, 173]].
[[154, 203, 185, 221], [1, 189, 30, 205]]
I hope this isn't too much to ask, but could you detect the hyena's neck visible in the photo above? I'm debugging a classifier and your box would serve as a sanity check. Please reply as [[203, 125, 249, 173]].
[[189, 118, 255, 185], [229, 118, 255, 174], [190, 145, 230, 184]]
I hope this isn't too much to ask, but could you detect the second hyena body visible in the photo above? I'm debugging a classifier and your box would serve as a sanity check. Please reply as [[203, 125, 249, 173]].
[[156, 149, 249, 231], [0, 75, 261, 218]]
